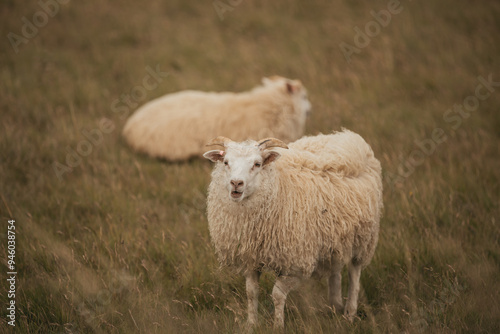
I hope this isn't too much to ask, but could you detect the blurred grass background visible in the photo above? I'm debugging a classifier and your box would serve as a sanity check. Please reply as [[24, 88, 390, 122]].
[[1, 0, 499, 332]]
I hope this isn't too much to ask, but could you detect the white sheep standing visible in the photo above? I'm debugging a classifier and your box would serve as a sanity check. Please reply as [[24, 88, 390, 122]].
[[122, 76, 312, 161], [203, 129, 383, 329]]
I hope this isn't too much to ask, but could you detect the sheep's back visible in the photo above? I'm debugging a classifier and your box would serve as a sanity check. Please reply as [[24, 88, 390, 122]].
[[284, 130, 378, 178], [123, 87, 303, 160]]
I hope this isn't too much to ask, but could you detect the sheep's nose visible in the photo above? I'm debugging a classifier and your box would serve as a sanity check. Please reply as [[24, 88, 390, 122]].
[[231, 180, 244, 188]]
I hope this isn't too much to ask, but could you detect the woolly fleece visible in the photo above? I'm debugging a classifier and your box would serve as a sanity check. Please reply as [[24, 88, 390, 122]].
[[122, 78, 310, 161], [206, 129, 383, 277]]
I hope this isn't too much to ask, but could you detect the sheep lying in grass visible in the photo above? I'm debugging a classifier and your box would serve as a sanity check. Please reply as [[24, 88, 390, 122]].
[[203, 129, 383, 328], [122, 76, 311, 161]]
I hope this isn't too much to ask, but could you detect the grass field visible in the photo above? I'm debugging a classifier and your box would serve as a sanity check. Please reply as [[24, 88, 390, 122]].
[[1, 0, 500, 332]]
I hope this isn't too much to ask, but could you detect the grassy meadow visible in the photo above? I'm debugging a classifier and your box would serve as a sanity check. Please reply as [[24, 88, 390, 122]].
[[1, 0, 500, 332]]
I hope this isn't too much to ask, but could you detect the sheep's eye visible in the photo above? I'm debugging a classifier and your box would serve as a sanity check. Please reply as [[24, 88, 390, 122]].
[[224, 161, 229, 166], [254, 162, 261, 168]]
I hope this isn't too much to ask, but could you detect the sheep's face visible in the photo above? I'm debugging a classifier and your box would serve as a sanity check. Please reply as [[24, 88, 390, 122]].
[[204, 141, 282, 202], [261, 76, 312, 116], [295, 88, 312, 117]]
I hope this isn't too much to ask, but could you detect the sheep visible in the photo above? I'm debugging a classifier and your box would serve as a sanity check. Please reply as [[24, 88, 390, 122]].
[[122, 76, 312, 161], [203, 129, 383, 329]]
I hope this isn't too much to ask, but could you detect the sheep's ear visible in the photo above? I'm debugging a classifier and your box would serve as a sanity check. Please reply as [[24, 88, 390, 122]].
[[203, 150, 225, 162], [286, 80, 302, 94], [263, 151, 281, 166]]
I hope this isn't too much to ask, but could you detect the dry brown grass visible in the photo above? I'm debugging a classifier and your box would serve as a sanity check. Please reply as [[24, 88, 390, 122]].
[[1, 0, 499, 332]]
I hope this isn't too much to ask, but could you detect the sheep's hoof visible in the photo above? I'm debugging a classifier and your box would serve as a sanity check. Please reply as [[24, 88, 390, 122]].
[[332, 302, 344, 314], [344, 307, 356, 322], [273, 323, 285, 333], [344, 307, 366, 322], [247, 317, 257, 326], [244, 321, 257, 333]]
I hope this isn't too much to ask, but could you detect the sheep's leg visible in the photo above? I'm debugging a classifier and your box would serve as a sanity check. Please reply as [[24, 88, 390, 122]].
[[344, 262, 362, 320], [272, 275, 300, 329], [328, 260, 344, 313], [245, 270, 261, 326]]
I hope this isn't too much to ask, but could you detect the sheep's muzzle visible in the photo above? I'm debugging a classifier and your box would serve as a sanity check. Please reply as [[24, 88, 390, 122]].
[[231, 190, 243, 199]]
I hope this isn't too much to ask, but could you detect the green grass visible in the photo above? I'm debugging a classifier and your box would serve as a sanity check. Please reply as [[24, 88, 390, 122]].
[[1, 0, 500, 332]]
